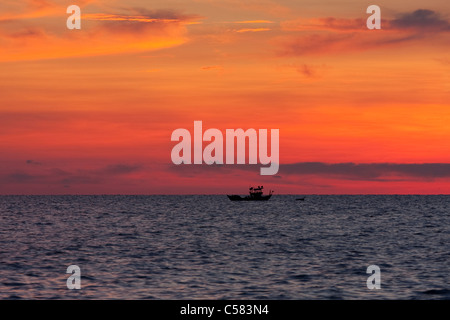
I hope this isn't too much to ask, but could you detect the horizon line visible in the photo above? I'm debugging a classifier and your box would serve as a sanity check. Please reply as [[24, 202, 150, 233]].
[[1, 193, 449, 196]]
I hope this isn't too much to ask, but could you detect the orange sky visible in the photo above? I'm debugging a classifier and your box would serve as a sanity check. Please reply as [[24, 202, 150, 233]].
[[0, 0, 449, 194]]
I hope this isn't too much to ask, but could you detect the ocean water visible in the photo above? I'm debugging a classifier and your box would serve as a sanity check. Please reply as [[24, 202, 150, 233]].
[[0, 195, 449, 300]]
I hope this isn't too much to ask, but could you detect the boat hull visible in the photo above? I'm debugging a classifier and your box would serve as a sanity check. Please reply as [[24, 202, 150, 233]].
[[227, 194, 272, 201]]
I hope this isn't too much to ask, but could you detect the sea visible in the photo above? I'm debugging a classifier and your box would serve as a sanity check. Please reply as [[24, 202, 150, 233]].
[[0, 195, 449, 300]]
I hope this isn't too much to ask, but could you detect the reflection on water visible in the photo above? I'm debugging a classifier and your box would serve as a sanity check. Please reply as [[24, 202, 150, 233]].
[[0, 195, 449, 299]]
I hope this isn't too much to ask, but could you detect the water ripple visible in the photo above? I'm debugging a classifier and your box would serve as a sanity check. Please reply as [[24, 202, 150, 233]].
[[0, 195, 449, 299]]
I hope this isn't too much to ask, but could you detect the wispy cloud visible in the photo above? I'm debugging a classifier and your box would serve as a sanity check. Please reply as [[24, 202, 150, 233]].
[[26, 160, 42, 166], [297, 64, 315, 78], [233, 20, 274, 24], [201, 65, 223, 71], [281, 17, 366, 32], [84, 13, 187, 23], [84, 9, 202, 25], [280, 162, 450, 181], [103, 164, 143, 175], [167, 162, 450, 182], [236, 28, 271, 33], [2, 163, 145, 187], [282, 9, 450, 33], [390, 9, 450, 32], [0, 6, 201, 61], [0, 0, 97, 21], [278, 9, 450, 56]]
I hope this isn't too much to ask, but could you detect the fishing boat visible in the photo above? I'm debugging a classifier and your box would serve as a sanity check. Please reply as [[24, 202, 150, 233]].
[[227, 186, 273, 201]]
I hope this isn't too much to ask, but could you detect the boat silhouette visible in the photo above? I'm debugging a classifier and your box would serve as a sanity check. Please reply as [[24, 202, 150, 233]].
[[227, 186, 273, 201]]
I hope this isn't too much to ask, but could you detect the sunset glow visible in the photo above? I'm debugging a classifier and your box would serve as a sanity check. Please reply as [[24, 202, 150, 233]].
[[1, 0, 449, 194]]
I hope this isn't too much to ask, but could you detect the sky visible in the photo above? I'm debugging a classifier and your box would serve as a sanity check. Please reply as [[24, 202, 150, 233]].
[[0, 0, 449, 194]]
